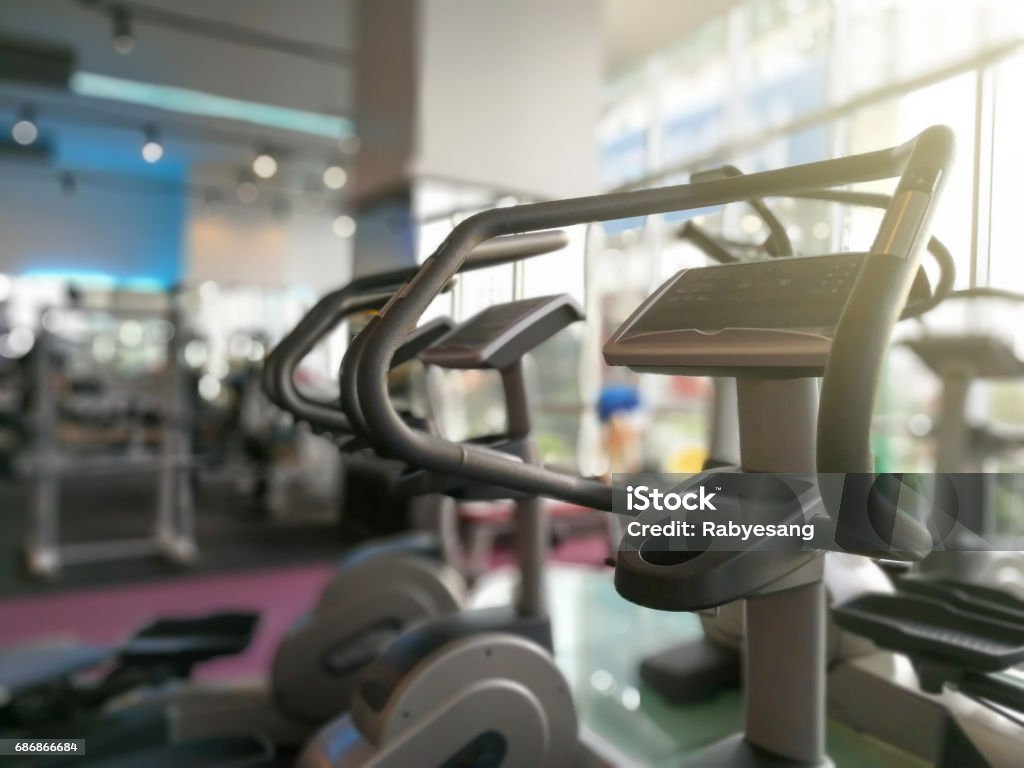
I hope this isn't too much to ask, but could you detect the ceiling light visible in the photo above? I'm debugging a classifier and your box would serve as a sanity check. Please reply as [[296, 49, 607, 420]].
[[112, 5, 135, 55], [252, 151, 278, 179], [72, 73, 355, 139], [141, 124, 163, 163], [332, 214, 356, 238], [11, 105, 38, 146], [322, 165, 347, 190]]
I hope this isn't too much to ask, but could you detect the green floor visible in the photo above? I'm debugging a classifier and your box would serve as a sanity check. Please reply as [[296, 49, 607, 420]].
[[471, 566, 925, 768]]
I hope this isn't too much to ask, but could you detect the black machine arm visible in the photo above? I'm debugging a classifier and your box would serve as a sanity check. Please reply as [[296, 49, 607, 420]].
[[352, 127, 953, 518], [688, 163, 795, 258], [263, 230, 569, 433], [677, 221, 746, 264]]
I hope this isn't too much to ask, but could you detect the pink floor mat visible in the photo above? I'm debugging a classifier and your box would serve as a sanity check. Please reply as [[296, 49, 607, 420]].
[[0, 532, 609, 681]]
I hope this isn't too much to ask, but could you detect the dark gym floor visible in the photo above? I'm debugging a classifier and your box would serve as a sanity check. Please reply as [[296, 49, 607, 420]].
[[0, 473, 345, 598]]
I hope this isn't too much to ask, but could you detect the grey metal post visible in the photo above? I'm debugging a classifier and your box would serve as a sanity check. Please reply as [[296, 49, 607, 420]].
[[28, 325, 59, 577], [706, 377, 741, 468], [736, 378, 818, 472], [155, 303, 178, 552], [935, 368, 972, 474], [156, 299, 196, 563], [924, 367, 983, 581], [502, 360, 547, 619], [736, 377, 827, 765], [171, 300, 195, 560]]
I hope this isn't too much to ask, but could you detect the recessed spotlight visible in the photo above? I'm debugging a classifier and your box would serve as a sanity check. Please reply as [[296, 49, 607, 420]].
[[112, 5, 135, 54], [332, 214, 356, 238], [253, 152, 278, 179], [322, 165, 347, 190], [12, 105, 38, 146], [141, 125, 163, 163]]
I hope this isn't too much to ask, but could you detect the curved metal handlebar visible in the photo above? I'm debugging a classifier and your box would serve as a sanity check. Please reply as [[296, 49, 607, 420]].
[[680, 188, 956, 317], [264, 230, 570, 433], [677, 221, 746, 264], [354, 127, 954, 510], [690, 164, 794, 257]]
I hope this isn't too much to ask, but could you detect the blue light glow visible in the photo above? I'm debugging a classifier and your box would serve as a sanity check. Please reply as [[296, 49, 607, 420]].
[[22, 269, 119, 286], [22, 269, 171, 291], [71, 72, 354, 139]]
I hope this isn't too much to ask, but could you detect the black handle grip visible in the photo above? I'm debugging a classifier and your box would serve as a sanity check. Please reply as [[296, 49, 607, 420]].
[[677, 221, 743, 264], [690, 164, 794, 257]]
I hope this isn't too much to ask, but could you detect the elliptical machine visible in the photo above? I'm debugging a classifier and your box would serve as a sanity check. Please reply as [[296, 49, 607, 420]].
[[301, 291, 593, 766], [348, 126, 953, 767], [256, 231, 571, 728], [901, 287, 1024, 589], [0, 234, 574, 768], [638, 182, 959, 712]]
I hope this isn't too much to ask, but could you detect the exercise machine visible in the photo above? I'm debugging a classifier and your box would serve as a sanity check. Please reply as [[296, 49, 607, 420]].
[[23, 298, 197, 578], [348, 126, 953, 766], [639, 179, 958, 708], [4, 233, 571, 768], [903, 288, 1024, 589], [301, 290, 601, 766], [142, 232, 577, 747]]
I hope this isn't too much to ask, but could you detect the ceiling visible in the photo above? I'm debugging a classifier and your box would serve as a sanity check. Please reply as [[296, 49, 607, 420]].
[[602, 0, 742, 77], [0, 0, 354, 209], [0, 0, 735, 196], [0, 0, 353, 116]]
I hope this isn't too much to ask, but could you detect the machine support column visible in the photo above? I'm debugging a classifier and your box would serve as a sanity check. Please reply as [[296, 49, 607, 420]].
[[936, 368, 972, 474], [745, 579, 827, 763], [737, 377, 827, 766], [502, 361, 547, 619]]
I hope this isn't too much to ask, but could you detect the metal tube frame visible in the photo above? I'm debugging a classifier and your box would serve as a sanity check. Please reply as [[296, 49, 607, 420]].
[[25, 299, 197, 578], [263, 231, 570, 434]]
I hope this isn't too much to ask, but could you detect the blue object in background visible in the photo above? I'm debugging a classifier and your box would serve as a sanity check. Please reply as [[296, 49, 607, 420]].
[[597, 383, 641, 423], [0, 123, 187, 287]]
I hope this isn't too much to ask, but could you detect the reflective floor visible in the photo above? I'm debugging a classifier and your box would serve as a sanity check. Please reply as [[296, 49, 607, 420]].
[[472, 565, 924, 768]]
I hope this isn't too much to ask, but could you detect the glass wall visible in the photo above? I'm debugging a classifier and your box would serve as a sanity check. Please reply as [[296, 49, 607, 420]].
[[593, 0, 1024, 475]]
